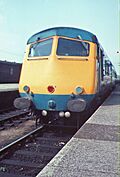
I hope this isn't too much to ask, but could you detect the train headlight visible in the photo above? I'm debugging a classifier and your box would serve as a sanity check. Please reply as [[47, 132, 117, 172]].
[[42, 110, 47, 116], [59, 111, 65, 117], [23, 85, 30, 93], [75, 86, 83, 94], [65, 112, 71, 118]]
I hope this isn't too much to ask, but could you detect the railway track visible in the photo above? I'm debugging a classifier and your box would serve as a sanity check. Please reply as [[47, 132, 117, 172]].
[[0, 108, 15, 114], [0, 87, 114, 176], [0, 109, 30, 130], [0, 123, 76, 177]]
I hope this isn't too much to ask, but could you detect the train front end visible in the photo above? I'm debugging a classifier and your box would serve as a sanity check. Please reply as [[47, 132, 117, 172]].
[[14, 27, 98, 120]]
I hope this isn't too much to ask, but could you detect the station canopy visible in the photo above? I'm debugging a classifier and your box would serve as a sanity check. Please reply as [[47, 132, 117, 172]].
[[27, 27, 98, 44]]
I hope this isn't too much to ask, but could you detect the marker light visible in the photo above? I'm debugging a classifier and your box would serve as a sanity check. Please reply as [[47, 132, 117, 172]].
[[23, 85, 30, 93], [75, 86, 83, 94], [47, 85, 55, 93]]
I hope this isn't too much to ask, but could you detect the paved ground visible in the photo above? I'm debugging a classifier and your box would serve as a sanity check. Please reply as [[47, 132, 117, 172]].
[[37, 85, 120, 177]]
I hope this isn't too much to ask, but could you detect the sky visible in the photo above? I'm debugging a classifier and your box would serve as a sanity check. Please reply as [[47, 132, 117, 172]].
[[0, 0, 119, 74]]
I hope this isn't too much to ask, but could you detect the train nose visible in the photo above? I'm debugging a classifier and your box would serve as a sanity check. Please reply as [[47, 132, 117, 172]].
[[48, 100, 56, 109]]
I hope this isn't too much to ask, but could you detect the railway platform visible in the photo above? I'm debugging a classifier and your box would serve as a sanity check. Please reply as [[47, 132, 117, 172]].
[[37, 85, 120, 177], [0, 84, 18, 92]]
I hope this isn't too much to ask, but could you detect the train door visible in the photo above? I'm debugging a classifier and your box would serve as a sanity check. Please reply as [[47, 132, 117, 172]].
[[100, 49, 104, 82], [97, 46, 104, 91]]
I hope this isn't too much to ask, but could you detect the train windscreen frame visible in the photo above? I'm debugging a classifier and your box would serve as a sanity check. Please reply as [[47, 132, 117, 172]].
[[57, 38, 90, 57], [28, 38, 53, 58]]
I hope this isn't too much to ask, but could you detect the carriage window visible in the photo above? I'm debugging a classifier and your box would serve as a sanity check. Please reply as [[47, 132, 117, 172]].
[[29, 38, 53, 57], [57, 38, 89, 56]]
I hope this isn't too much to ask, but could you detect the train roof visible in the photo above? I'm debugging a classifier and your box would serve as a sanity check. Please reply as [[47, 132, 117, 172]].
[[27, 27, 99, 44], [0, 60, 21, 65]]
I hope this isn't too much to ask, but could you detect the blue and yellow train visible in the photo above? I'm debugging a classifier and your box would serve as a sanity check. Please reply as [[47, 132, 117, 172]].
[[14, 27, 117, 122]]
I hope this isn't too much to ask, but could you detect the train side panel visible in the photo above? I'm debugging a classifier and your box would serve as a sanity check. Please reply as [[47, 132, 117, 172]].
[[0, 61, 22, 83]]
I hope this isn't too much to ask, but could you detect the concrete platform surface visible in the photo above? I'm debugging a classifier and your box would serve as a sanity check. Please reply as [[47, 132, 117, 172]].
[[0, 84, 18, 92], [37, 85, 120, 177]]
